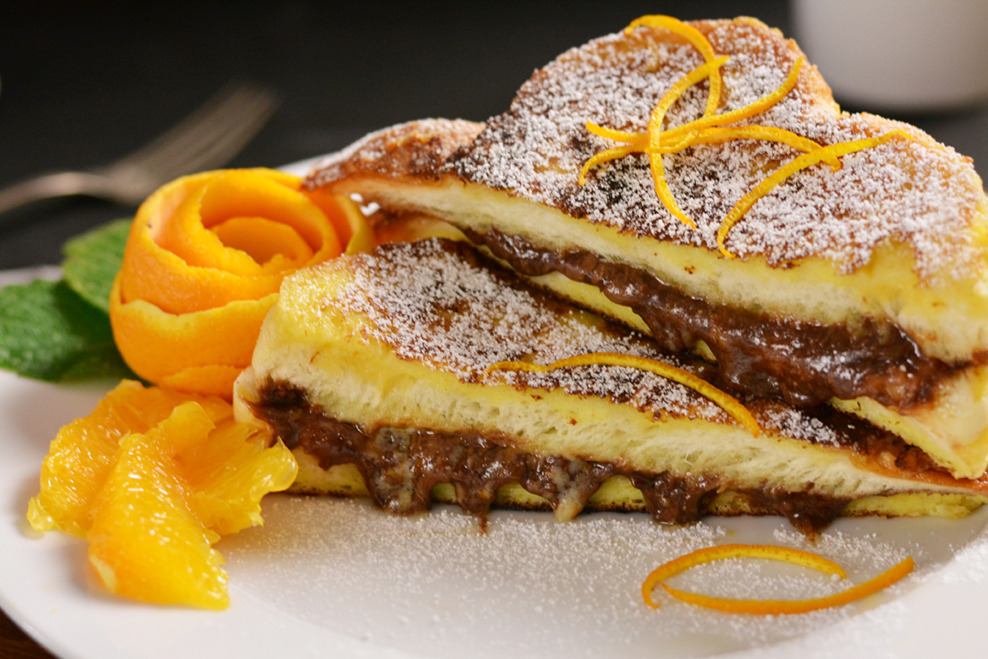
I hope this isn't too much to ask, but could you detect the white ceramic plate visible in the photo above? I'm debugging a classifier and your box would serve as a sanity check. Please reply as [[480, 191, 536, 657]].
[[2, 185, 987, 657], [3, 365, 988, 659]]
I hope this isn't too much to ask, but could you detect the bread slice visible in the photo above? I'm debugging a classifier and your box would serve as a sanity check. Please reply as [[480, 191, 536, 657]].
[[305, 17, 988, 479], [233, 239, 987, 536]]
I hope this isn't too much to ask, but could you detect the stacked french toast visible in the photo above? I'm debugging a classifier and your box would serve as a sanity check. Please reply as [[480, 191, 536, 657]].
[[234, 16, 988, 534]]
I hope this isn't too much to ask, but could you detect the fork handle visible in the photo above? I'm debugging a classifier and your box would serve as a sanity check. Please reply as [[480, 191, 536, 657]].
[[0, 171, 112, 218]]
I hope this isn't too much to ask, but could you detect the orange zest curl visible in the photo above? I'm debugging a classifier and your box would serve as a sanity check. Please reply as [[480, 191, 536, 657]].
[[641, 544, 845, 609], [486, 351, 759, 436], [670, 125, 834, 163], [578, 55, 731, 228], [581, 15, 899, 258], [625, 15, 724, 117], [585, 121, 648, 144], [647, 56, 731, 229], [578, 140, 647, 186], [662, 57, 804, 143], [642, 543, 914, 615], [716, 130, 914, 258], [577, 122, 834, 188]]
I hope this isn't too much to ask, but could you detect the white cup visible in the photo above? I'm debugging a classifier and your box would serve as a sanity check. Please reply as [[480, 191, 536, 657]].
[[791, 0, 988, 112]]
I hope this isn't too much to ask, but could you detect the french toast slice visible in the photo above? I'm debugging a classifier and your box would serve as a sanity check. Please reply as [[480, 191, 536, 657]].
[[305, 17, 988, 479], [233, 239, 988, 536]]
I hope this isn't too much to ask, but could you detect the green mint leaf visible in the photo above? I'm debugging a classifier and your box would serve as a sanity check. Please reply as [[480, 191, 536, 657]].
[[62, 218, 131, 313], [0, 279, 134, 382]]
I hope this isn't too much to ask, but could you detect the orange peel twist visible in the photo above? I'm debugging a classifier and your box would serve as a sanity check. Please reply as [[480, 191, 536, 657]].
[[625, 15, 724, 117], [110, 168, 372, 398], [716, 130, 914, 257], [486, 351, 759, 436], [647, 56, 730, 229], [581, 15, 902, 258], [642, 543, 914, 615]]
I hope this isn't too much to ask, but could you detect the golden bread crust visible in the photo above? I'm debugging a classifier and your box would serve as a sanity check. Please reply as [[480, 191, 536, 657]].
[[234, 239, 988, 532], [300, 17, 988, 479], [311, 118, 483, 184], [307, 18, 987, 282]]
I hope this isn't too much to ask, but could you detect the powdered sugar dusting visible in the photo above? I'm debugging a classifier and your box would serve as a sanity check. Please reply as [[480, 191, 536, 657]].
[[341, 240, 636, 369], [221, 496, 988, 658], [450, 19, 985, 280], [755, 401, 840, 446], [333, 238, 865, 441], [338, 239, 726, 424]]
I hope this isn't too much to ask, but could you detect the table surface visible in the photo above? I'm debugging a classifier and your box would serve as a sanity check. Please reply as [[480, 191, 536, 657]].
[[1, 1, 986, 656]]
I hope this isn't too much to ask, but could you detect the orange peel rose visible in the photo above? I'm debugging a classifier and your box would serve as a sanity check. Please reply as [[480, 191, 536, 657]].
[[110, 168, 371, 398]]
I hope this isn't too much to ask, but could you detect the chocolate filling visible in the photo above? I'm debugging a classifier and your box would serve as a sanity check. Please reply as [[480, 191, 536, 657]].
[[253, 381, 865, 536], [463, 227, 956, 408]]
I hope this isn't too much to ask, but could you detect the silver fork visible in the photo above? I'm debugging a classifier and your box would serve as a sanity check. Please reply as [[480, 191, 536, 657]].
[[0, 81, 280, 218]]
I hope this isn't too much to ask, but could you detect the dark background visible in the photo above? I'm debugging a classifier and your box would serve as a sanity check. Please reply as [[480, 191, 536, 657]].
[[0, 1, 986, 655], [1, 0, 985, 272]]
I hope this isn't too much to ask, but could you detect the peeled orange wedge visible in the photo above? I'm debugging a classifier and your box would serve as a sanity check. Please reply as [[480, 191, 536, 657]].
[[87, 402, 231, 609], [28, 380, 297, 609], [110, 168, 371, 398], [27, 380, 229, 536]]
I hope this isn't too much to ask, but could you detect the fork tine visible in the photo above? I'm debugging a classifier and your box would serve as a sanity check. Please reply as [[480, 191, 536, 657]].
[[135, 87, 280, 178], [0, 81, 280, 217], [100, 84, 247, 173], [171, 97, 279, 175], [100, 82, 279, 182]]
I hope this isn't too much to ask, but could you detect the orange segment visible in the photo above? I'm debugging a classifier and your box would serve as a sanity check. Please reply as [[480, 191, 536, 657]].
[[26, 381, 227, 536], [176, 415, 297, 535], [29, 381, 297, 609], [87, 402, 229, 609]]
